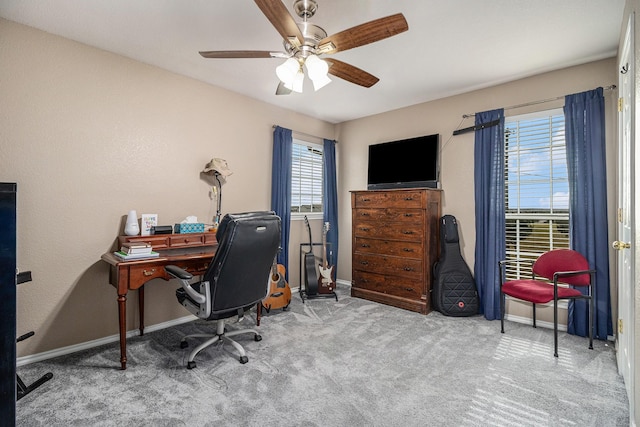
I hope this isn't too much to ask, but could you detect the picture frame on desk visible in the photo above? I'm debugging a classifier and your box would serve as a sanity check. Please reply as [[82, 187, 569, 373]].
[[141, 214, 158, 236]]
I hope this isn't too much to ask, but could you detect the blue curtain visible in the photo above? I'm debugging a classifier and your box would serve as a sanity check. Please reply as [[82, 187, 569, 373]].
[[564, 88, 612, 339], [271, 126, 292, 277], [474, 109, 505, 320], [323, 139, 339, 276]]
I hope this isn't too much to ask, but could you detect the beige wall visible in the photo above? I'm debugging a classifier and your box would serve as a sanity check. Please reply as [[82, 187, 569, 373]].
[[335, 59, 618, 325], [0, 19, 335, 356]]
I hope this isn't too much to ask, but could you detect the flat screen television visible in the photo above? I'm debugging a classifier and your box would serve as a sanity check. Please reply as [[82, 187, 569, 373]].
[[367, 134, 440, 190]]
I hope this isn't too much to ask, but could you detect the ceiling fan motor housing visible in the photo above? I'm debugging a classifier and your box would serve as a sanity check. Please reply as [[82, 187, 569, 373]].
[[293, 0, 318, 19]]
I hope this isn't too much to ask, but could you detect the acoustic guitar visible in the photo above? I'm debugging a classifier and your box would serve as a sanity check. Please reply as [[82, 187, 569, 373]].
[[261, 255, 291, 312], [303, 216, 319, 296], [317, 222, 335, 294]]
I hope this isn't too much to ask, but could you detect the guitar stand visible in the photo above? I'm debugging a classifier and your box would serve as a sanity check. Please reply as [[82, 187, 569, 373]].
[[298, 244, 338, 303], [299, 288, 338, 303], [16, 271, 53, 401]]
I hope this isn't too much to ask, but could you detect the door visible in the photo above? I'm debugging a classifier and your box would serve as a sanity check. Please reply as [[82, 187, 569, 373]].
[[615, 13, 635, 421]]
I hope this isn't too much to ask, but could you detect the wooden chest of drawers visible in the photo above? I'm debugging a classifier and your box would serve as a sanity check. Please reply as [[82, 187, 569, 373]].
[[351, 188, 442, 314]]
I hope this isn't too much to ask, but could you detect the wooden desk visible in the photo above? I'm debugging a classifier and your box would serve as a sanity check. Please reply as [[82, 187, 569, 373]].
[[101, 232, 217, 370]]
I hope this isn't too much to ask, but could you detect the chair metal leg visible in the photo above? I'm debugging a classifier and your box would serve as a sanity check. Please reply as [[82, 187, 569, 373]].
[[500, 290, 505, 333], [532, 303, 537, 328], [553, 298, 558, 357], [588, 294, 594, 350]]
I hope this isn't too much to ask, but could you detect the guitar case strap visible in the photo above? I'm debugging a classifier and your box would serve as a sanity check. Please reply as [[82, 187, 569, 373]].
[[432, 215, 479, 316]]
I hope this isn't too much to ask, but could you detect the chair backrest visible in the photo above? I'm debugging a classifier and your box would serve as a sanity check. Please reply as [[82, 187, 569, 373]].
[[532, 249, 591, 286], [204, 211, 281, 316]]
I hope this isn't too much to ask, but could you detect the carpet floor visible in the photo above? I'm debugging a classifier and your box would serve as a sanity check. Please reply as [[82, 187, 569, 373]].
[[16, 286, 629, 426]]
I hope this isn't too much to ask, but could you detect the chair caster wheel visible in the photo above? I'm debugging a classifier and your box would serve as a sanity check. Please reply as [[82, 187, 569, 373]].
[[180, 341, 188, 349], [254, 334, 262, 342], [187, 361, 196, 369], [239, 356, 248, 364]]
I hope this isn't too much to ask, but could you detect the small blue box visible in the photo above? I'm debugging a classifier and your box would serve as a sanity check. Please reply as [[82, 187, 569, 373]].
[[174, 223, 205, 234]]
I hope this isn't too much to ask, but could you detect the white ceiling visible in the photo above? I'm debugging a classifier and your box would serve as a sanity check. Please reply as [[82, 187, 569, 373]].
[[0, 0, 625, 124]]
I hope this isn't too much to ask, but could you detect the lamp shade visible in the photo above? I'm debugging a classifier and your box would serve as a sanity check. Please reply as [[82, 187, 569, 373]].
[[276, 58, 300, 87], [305, 54, 331, 91]]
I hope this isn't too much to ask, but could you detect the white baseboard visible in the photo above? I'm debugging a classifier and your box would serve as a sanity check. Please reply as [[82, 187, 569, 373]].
[[17, 314, 197, 367]]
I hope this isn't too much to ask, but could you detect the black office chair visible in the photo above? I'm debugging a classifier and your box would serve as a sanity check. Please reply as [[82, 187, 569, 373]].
[[166, 211, 281, 369]]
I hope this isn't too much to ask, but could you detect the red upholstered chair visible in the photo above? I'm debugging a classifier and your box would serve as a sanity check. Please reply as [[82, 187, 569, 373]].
[[499, 249, 595, 357]]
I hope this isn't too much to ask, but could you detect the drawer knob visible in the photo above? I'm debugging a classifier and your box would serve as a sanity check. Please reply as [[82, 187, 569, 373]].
[[404, 197, 414, 201], [143, 268, 156, 277], [360, 227, 370, 232], [404, 287, 414, 292], [360, 261, 369, 266], [403, 267, 414, 272], [403, 248, 414, 252], [361, 244, 371, 248], [360, 212, 370, 216], [403, 231, 413, 235], [362, 198, 371, 202], [404, 213, 413, 217]]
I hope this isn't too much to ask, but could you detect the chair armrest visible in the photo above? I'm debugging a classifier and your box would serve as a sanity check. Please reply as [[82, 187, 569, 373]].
[[553, 269, 596, 284], [165, 265, 193, 280], [165, 265, 205, 304], [498, 258, 535, 283]]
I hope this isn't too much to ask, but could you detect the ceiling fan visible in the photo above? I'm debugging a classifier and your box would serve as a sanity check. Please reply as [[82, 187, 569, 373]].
[[199, 0, 408, 95]]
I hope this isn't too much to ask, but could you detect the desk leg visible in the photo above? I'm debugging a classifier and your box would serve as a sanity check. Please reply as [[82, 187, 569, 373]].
[[256, 302, 262, 326], [139, 285, 144, 336], [117, 293, 127, 370]]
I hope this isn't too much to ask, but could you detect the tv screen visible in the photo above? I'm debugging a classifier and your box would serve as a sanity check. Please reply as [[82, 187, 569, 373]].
[[367, 134, 440, 190]]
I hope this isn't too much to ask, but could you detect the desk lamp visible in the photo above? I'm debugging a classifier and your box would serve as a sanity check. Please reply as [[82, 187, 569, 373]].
[[202, 158, 233, 229]]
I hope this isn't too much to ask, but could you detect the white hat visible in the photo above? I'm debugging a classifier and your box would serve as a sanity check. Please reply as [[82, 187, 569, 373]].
[[202, 158, 232, 177]]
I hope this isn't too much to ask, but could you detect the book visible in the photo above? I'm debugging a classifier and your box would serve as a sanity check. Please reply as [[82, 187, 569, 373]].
[[119, 246, 153, 255], [113, 251, 160, 261], [120, 241, 153, 254]]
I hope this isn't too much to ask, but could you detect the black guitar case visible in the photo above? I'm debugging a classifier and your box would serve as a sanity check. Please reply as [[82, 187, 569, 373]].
[[432, 215, 479, 316]]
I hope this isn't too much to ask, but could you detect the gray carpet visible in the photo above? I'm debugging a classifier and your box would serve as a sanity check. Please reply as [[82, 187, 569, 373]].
[[16, 286, 629, 426]]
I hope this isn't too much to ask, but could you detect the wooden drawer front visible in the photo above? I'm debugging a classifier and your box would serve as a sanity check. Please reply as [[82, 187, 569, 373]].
[[204, 232, 217, 244], [120, 235, 169, 250], [173, 260, 210, 276], [354, 237, 423, 259], [353, 253, 422, 279], [353, 270, 422, 300], [354, 208, 423, 223], [353, 220, 424, 241], [129, 264, 166, 288], [169, 234, 205, 247], [354, 190, 424, 209]]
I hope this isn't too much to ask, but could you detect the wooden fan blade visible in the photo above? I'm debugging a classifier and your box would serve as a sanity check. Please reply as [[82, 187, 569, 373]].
[[199, 50, 280, 59], [276, 81, 293, 95], [319, 13, 408, 54], [254, 0, 304, 45], [325, 58, 379, 88]]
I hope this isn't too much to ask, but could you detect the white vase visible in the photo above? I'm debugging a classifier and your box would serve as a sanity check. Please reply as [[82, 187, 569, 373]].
[[124, 210, 140, 236]]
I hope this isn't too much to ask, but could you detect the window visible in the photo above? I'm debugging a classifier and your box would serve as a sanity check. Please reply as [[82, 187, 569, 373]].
[[504, 109, 569, 280], [291, 138, 323, 215]]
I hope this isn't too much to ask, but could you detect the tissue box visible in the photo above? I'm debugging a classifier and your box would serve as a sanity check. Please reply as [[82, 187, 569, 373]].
[[174, 223, 205, 234]]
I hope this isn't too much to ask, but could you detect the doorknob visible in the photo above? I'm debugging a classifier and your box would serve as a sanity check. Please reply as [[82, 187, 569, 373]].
[[612, 241, 631, 250]]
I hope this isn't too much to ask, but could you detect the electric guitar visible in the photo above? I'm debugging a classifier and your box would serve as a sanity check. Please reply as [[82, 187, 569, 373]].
[[317, 222, 335, 294], [262, 255, 291, 312], [303, 216, 319, 295]]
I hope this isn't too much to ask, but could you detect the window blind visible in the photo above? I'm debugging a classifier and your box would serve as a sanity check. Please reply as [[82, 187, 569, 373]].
[[504, 111, 569, 280], [291, 140, 323, 214]]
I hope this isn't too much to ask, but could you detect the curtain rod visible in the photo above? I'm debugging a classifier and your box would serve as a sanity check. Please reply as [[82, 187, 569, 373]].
[[461, 85, 617, 118], [272, 125, 338, 143]]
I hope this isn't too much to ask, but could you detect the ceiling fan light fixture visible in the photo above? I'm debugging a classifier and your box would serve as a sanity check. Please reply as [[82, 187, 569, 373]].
[[292, 69, 304, 93], [276, 57, 300, 87], [305, 54, 331, 91], [310, 73, 331, 91]]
